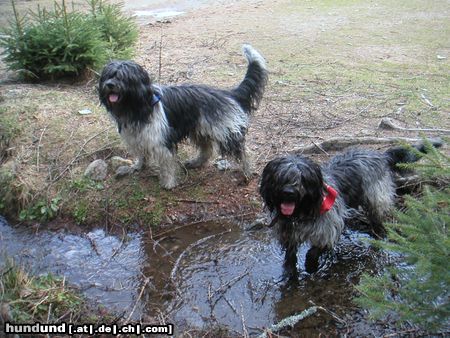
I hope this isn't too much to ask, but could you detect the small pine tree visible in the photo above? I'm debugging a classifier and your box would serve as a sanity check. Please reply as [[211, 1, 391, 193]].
[[355, 139, 449, 331], [88, 0, 138, 60], [0, 0, 138, 79]]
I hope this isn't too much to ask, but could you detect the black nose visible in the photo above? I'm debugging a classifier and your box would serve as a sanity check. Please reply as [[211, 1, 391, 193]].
[[104, 80, 115, 90], [281, 186, 297, 200]]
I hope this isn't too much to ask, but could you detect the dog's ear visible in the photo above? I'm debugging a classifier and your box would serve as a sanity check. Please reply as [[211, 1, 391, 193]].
[[259, 160, 279, 212]]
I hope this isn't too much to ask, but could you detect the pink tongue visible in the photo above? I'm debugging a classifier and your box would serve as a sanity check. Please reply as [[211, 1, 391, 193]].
[[280, 202, 296, 216], [109, 94, 119, 103]]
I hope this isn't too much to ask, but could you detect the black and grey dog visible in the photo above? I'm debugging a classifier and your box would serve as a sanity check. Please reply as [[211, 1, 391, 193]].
[[260, 141, 442, 275], [99, 45, 267, 189]]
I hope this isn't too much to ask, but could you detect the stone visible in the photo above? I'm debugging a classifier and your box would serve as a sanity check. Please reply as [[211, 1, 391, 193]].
[[84, 159, 108, 181]]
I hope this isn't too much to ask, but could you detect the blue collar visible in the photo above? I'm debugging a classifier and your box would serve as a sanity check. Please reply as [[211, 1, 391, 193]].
[[151, 93, 161, 106]]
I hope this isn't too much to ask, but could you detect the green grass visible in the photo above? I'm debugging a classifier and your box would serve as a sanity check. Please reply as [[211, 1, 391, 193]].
[[0, 259, 83, 323]]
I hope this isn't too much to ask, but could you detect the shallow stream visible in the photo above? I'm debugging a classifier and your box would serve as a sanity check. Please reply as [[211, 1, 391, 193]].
[[0, 216, 395, 336]]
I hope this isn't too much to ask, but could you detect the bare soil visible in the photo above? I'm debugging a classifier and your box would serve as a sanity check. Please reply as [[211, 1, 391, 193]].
[[1, 0, 449, 229]]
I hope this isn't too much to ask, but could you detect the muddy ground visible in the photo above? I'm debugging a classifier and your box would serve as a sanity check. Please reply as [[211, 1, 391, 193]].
[[0, 0, 449, 336]]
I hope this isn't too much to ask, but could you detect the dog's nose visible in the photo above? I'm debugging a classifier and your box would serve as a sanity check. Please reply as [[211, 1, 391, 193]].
[[281, 186, 297, 200], [104, 80, 115, 90], [282, 186, 296, 195]]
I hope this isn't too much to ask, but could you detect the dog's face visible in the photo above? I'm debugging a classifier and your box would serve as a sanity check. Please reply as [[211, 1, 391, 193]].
[[98, 61, 154, 121], [260, 155, 324, 221]]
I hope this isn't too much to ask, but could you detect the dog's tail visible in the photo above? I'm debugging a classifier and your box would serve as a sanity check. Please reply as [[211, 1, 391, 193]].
[[385, 138, 443, 172], [231, 44, 268, 114]]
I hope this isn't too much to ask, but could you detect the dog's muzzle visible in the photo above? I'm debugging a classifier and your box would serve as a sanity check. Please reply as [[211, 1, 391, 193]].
[[279, 186, 297, 216], [102, 80, 121, 104]]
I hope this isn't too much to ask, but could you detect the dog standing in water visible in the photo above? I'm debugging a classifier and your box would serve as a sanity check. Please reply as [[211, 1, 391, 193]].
[[259, 141, 442, 276]]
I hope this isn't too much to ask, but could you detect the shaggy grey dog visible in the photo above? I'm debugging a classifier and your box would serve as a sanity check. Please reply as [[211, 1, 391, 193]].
[[99, 45, 267, 189], [259, 141, 442, 276]]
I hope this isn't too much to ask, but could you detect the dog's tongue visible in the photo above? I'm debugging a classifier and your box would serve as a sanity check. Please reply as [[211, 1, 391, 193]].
[[280, 202, 296, 216], [108, 94, 119, 103]]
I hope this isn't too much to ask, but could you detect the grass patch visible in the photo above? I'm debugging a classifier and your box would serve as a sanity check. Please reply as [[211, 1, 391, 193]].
[[0, 259, 84, 323], [0, 106, 22, 157]]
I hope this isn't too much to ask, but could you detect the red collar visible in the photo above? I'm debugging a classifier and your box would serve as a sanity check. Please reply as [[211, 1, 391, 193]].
[[320, 184, 338, 214]]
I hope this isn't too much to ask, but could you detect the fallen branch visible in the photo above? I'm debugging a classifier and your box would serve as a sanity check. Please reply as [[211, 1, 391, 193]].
[[175, 198, 219, 204], [257, 306, 318, 338], [293, 136, 443, 155], [379, 117, 450, 134], [121, 277, 151, 328]]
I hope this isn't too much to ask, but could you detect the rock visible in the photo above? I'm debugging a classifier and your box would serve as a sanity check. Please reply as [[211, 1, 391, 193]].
[[84, 159, 108, 181], [214, 158, 233, 171], [78, 108, 92, 115]]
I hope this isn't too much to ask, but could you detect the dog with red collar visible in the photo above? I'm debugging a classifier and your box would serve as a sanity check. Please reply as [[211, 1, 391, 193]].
[[259, 140, 442, 276]]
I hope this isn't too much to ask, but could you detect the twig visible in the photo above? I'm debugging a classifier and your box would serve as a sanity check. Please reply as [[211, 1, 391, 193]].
[[122, 277, 150, 326], [52, 127, 110, 182], [379, 117, 450, 134], [46, 302, 52, 325], [420, 93, 435, 108], [214, 270, 249, 295], [312, 140, 329, 156], [36, 125, 48, 172], [170, 229, 232, 280], [310, 301, 347, 325], [175, 198, 219, 204], [241, 304, 249, 338], [223, 296, 238, 315]]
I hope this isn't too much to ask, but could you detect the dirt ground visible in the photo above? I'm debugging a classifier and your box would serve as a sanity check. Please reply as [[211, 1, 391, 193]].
[[0, 0, 449, 242], [0, 0, 449, 336], [1, 0, 448, 231]]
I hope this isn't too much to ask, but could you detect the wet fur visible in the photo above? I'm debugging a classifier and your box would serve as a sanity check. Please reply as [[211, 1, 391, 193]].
[[259, 142, 442, 275], [99, 45, 267, 189]]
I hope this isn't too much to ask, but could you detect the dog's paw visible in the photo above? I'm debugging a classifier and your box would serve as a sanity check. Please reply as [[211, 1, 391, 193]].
[[160, 178, 178, 190], [115, 165, 134, 178], [305, 246, 327, 274], [184, 159, 205, 169]]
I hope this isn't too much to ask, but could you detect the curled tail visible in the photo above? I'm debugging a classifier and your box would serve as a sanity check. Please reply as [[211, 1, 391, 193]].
[[385, 138, 443, 172], [232, 44, 268, 114]]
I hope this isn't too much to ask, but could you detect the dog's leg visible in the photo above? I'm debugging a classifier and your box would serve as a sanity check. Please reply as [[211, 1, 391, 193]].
[[116, 156, 145, 177], [239, 145, 253, 180], [364, 176, 394, 238], [366, 209, 387, 239], [283, 246, 299, 279], [157, 150, 178, 189], [185, 139, 213, 169], [305, 246, 328, 273]]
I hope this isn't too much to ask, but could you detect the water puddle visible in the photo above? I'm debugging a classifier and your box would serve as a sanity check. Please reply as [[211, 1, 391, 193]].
[[0, 218, 145, 316], [0, 216, 392, 335], [133, 9, 185, 20]]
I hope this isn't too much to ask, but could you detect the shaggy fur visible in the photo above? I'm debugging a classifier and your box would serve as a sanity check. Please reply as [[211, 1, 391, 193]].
[[259, 141, 442, 275], [99, 44, 267, 189]]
